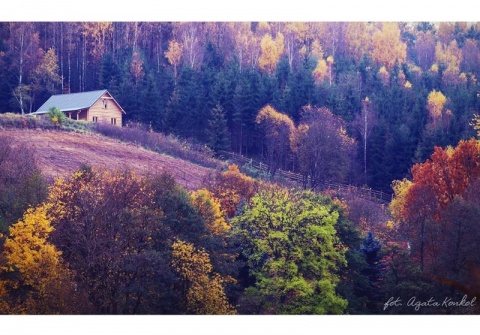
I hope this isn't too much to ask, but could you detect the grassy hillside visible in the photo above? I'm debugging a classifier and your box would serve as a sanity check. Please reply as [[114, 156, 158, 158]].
[[3, 128, 215, 190]]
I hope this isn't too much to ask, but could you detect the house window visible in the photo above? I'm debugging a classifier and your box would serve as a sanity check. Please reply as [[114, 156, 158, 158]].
[[103, 99, 108, 108], [92, 116, 98, 122], [111, 118, 116, 125]]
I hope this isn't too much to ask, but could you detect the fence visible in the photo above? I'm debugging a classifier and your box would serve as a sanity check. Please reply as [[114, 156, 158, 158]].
[[220, 151, 393, 204]]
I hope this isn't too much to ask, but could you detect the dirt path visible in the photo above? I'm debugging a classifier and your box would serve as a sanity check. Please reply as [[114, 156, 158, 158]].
[[2, 129, 214, 189]]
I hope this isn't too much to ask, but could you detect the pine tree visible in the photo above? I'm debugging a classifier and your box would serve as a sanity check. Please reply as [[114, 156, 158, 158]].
[[207, 104, 231, 154], [360, 231, 385, 313]]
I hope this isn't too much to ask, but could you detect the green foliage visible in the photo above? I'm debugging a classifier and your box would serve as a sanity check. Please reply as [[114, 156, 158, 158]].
[[207, 104, 231, 154], [232, 187, 347, 314], [45, 106, 66, 126]]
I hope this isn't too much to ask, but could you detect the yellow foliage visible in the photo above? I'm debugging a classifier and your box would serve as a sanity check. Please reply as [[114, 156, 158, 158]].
[[389, 178, 413, 222], [404, 81, 412, 89], [2, 205, 59, 288], [345, 22, 372, 63], [378, 66, 390, 85], [0, 204, 79, 314], [172, 240, 236, 314], [165, 40, 183, 68], [258, 33, 284, 74], [371, 23, 407, 70], [427, 89, 447, 124], [430, 63, 439, 73], [313, 59, 328, 83], [190, 188, 230, 235]]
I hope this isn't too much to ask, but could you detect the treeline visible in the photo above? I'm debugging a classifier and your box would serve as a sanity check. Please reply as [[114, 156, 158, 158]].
[[1, 22, 480, 190]]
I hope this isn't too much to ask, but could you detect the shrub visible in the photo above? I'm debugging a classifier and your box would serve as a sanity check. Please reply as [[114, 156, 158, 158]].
[[45, 106, 66, 126]]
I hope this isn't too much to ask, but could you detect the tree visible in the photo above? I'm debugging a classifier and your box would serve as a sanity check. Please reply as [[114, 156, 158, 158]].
[[255, 104, 295, 177], [164, 39, 183, 85], [190, 188, 230, 236], [360, 231, 385, 313], [426, 89, 448, 128], [45, 106, 66, 126], [291, 105, 356, 189], [353, 97, 377, 184], [207, 164, 258, 219], [0, 136, 48, 234], [7, 22, 41, 114], [207, 104, 231, 154], [0, 205, 86, 314], [171, 239, 236, 314], [370, 23, 407, 70], [31, 47, 61, 106], [232, 187, 347, 314], [47, 168, 181, 314], [394, 139, 480, 278], [258, 33, 284, 74]]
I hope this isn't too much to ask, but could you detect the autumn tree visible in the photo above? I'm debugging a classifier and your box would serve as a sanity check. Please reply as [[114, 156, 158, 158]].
[[7, 22, 41, 114], [258, 33, 284, 74], [393, 139, 480, 280], [426, 89, 449, 128], [31, 47, 61, 105], [291, 105, 356, 189], [434, 40, 463, 86], [207, 164, 258, 219], [46, 168, 189, 314], [256, 104, 295, 177], [0, 205, 87, 314], [370, 23, 407, 70], [232, 187, 347, 314], [165, 39, 183, 85], [172, 240, 236, 314], [344, 22, 372, 63], [190, 188, 230, 236]]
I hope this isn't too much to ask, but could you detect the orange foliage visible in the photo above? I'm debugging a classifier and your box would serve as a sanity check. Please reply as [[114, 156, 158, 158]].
[[403, 139, 480, 221], [209, 164, 258, 218]]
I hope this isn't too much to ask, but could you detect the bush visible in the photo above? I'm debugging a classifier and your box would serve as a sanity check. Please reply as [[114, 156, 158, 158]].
[[0, 113, 55, 130], [92, 122, 222, 169], [45, 107, 67, 126]]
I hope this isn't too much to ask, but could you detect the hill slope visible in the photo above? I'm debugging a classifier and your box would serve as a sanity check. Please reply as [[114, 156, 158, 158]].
[[3, 129, 214, 189]]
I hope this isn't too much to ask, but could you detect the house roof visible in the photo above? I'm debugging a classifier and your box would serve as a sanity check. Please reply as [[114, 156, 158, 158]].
[[32, 89, 125, 115]]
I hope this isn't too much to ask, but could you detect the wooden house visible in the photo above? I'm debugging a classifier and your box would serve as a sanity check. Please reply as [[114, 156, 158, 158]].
[[32, 90, 125, 127]]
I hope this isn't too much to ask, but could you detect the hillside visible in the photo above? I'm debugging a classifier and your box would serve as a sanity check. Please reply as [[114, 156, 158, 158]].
[[3, 129, 214, 189]]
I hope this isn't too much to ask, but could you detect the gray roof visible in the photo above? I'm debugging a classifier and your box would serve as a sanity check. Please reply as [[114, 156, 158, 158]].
[[32, 89, 124, 115]]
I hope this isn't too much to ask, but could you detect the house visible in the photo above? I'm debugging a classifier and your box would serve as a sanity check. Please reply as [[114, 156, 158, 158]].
[[31, 89, 125, 127]]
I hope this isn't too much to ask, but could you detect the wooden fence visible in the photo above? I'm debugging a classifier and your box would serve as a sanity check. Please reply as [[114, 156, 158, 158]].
[[220, 151, 393, 204]]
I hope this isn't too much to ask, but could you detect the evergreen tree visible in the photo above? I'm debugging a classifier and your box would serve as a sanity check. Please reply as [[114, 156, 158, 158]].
[[207, 104, 231, 154], [360, 231, 385, 313]]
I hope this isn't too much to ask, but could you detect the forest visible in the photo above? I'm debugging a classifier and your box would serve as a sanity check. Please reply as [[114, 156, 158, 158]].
[[0, 21, 480, 315]]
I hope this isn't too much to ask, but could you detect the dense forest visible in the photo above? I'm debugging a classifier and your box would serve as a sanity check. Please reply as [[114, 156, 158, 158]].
[[1, 22, 480, 315], [1, 22, 480, 191]]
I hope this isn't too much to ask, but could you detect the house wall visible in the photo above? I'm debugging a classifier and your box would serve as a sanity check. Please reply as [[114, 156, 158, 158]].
[[87, 94, 123, 127]]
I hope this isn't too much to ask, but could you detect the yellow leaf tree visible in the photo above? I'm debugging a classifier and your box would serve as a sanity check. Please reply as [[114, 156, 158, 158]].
[[172, 240, 236, 314], [165, 39, 183, 84], [426, 89, 448, 127], [370, 22, 407, 70], [256, 104, 295, 176], [0, 204, 82, 314], [258, 33, 284, 74], [190, 188, 230, 236]]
